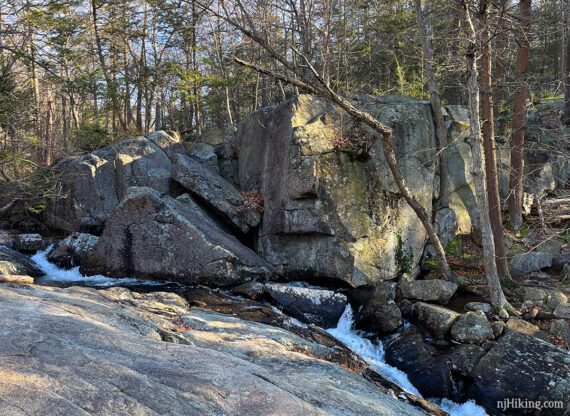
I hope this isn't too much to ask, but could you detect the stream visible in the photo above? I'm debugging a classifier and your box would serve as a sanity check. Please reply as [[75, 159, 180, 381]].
[[30, 247, 488, 416]]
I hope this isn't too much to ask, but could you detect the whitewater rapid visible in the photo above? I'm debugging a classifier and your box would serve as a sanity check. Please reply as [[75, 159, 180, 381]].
[[327, 305, 489, 416]]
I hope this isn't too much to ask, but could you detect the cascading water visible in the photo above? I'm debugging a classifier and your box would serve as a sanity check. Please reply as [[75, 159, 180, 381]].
[[327, 305, 489, 416]]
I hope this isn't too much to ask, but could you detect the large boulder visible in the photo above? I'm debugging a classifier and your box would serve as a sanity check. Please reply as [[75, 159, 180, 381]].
[[412, 302, 460, 339], [347, 283, 403, 333], [47, 232, 99, 269], [14, 233, 45, 253], [172, 154, 260, 234], [450, 312, 494, 345], [467, 331, 570, 415], [509, 252, 553, 276], [43, 131, 185, 233], [227, 95, 442, 286], [265, 283, 347, 328], [398, 279, 458, 305], [81, 187, 272, 286]]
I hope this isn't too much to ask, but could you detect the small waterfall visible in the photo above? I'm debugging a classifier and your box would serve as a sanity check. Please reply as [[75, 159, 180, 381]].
[[327, 305, 488, 416]]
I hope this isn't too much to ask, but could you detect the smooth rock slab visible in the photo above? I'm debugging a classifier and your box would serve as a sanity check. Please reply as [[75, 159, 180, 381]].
[[0, 283, 422, 416], [81, 187, 272, 286]]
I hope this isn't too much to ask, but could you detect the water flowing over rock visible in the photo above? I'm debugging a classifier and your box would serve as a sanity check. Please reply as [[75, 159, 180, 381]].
[[0, 283, 424, 416], [0, 245, 44, 277], [47, 232, 99, 269], [81, 187, 272, 285]]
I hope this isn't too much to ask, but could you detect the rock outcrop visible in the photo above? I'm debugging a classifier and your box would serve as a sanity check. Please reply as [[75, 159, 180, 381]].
[[0, 245, 44, 277], [43, 131, 185, 233], [81, 187, 272, 285], [47, 232, 99, 269], [0, 283, 424, 415]]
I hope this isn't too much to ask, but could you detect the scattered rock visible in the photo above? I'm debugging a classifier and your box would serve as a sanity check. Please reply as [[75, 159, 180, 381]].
[[172, 154, 260, 234], [81, 187, 272, 286], [498, 308, 509, 320], [553, 303, 570, 319], [491, 321, 506, 338], [509, 252, 553, 277], [233, 281, 267, 301], [523, 287, 548, 306], [562, 263, 570, 283], [523, 307, 539, 320], [464, 302, 492, 314], [265, 283, 347, 328], [348, 283, 402, 333], [14, 233, 44, 253], [412, 302, 460, 339], [0, 246, 43, 277], [398, 280, 458, 305], [467, 331, 570, 415], [451, 312, 494, 345], [47, 232, 99, 269], [547, 291, 568, 310]]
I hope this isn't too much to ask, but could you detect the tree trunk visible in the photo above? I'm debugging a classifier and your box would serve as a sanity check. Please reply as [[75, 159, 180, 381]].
[[563, 0, 570, 126], [43, 88, 54, 166], [479, 2, 512, 284], [414, 0, 450, 209], [457, 0, 512, 311], [508, 0, 531, 229]]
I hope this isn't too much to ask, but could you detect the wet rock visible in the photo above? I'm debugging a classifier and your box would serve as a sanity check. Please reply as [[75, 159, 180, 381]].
[[347, 283, 402, 333], [265, 283, 347, 328], [451, 312, 494, 345], [172, 154, 260, 234], [509, 252, 553, 277], [233, 281, 267, 301], [0, 246, 43, 277], [14, 233, 44, 253], [412, 302, 460, 339], [398, 279, 458, 305], [0, 283, 423, 416], [467, 331, 570, 415], [464, 301, 492, 314], [47, 232, 99, 269], [554, 303, 570, 319], [81, 187, 272, 286], [398, 299, 413, 318]]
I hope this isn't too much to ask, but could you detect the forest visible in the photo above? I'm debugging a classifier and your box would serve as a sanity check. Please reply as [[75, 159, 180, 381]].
[[0, 1, 569, 415]]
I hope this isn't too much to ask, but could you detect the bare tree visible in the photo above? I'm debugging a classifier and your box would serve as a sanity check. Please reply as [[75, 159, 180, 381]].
[[508, 0, 531, 229], [479, 0, 512, 284], [563, 0, 570, 125], [457, 0, 513, 312], [414, 0, 450, 209], [213, 0, 458, 283]]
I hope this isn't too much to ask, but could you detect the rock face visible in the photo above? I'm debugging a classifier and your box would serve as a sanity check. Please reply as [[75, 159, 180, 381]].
[[43, 131, 186, 233], [0, 283, 423, 416], [265, 283, 347, 328], [172, 154, 260, 234], [467, 331, 570, 415], [509, 252, 553, 276], [81, 187, 272, 286], [398, 279, 458, 304], [450, 312, 494, 345], [47, 232, 99, 269], [225, 95, 441, 286]]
